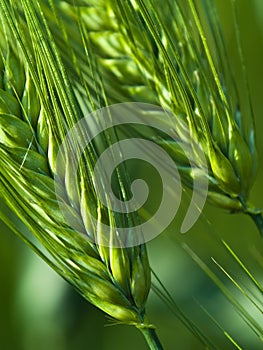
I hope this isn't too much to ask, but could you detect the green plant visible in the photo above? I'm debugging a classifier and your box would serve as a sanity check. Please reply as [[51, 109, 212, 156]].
[[0, 0, 262, 349]]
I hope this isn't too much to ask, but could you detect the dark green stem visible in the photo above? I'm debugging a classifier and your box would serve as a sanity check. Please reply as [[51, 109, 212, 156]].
[[239, 197, 263, 238], [138, 327, 164, 350], [248, 212, 263, 237]]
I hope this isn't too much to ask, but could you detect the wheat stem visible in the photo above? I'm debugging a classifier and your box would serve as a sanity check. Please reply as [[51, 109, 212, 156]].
[[240, 197, 263, 237], [248, 212, 263, 237], [138, 327, 164, 350]]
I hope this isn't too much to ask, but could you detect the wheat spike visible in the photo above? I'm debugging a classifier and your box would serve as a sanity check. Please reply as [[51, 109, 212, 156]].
[[0, 1, 153, 330], [113, 0, 257, 212]]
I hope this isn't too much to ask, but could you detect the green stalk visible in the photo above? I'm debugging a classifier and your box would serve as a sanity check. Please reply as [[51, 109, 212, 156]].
[[138, 327, 164, 350], [240, 197, 263, 237], [248, 211, 263, 237]]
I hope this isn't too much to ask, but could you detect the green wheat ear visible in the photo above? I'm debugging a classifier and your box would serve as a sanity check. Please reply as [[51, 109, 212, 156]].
[[0, 1, 167, 348], [113, 0, 257, 210], [0, 17, 146, 324]]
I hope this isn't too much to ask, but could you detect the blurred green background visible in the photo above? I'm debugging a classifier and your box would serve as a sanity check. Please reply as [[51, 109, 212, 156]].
[[1, 1, 263, 349]]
